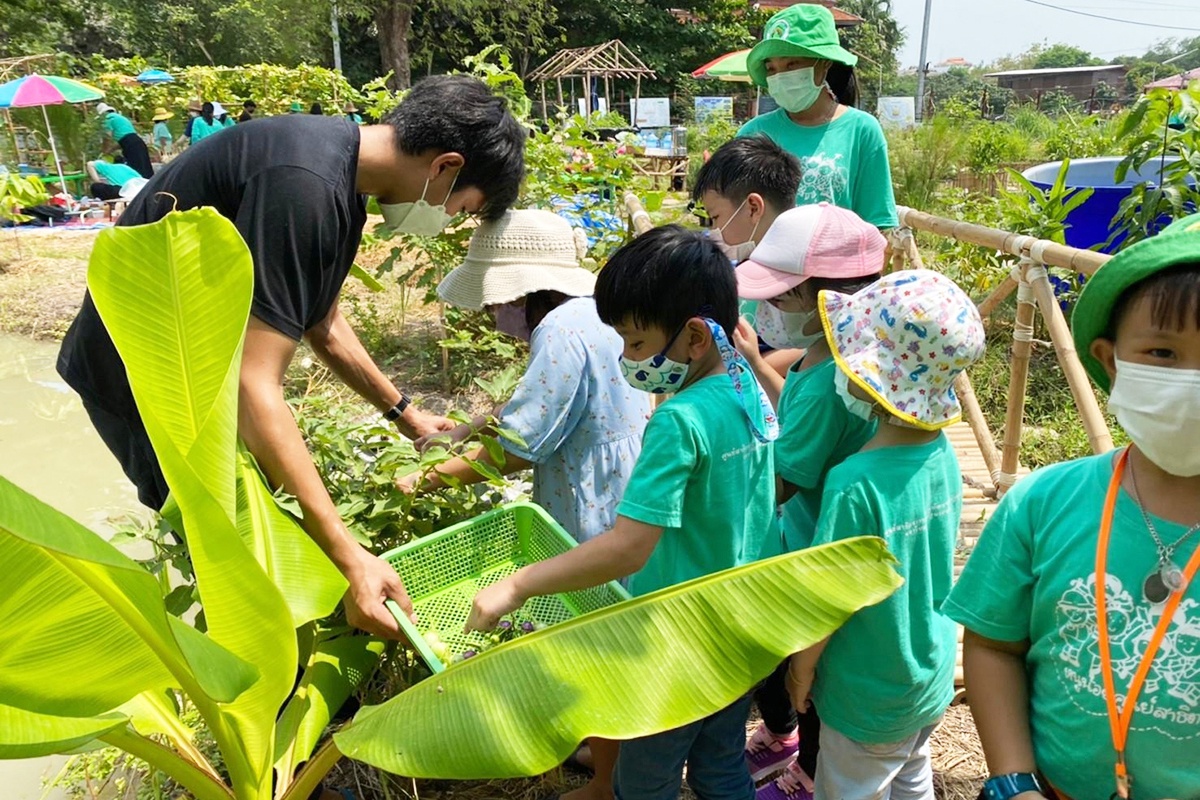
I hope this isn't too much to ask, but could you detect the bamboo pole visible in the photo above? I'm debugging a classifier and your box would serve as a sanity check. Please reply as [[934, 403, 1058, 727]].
[[897, 206, 1111, 276], [540, 80, 548, 120], [955, 371, 1002, 495], [1000, 262, 1037, 492], [900, 227, 926, 270], [977, 274, 1018, 319], [1024, 262, 1115, 455], [624, 192, 653, 235]]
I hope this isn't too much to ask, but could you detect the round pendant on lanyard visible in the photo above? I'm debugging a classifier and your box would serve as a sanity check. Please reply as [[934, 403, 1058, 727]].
[[702, 318, 778, 444], [1095, 447, 1200, 800]]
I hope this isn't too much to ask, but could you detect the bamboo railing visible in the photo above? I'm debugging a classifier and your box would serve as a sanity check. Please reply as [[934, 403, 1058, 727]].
[[619, 194, 1117, 498]]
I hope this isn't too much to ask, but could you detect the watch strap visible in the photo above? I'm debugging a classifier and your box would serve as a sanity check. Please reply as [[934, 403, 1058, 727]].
[[383, 394, 411, 421], [983, 773, 1043, 800]]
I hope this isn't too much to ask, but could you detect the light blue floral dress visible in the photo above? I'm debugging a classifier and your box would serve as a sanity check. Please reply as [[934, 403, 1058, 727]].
[[499, 296, 650, 543]]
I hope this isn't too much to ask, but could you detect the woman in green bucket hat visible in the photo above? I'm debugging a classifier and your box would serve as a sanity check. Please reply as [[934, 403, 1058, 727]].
[[737, 4, 897, 232]]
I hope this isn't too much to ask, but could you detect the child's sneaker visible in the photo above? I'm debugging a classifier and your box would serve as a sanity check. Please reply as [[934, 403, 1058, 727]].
[[755, 758, 814, 800], [744, 722, 800, 781]]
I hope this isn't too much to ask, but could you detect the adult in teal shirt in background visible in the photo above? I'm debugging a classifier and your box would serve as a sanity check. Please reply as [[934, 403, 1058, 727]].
[[188, 102, 225, 145], [86, 159, 142, 201], [95, 102, 153, 178], [739, 4, 898, 230]]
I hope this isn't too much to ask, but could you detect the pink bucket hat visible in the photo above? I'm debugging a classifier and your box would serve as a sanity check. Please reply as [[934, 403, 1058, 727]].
[[820, 269, 986, 430], [737, 203, 886, 300]]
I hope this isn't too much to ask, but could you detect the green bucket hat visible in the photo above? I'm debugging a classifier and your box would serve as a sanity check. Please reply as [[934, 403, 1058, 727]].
[[747, 4, 858, 88], [1072, 211, 1200, 393], [289, 101, 304, 113]]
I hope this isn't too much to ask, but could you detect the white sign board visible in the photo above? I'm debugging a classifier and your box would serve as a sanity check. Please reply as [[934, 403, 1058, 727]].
[[630, 97, 671, 128], [578, 97, 609, 117], [877, 96, 916, 128]]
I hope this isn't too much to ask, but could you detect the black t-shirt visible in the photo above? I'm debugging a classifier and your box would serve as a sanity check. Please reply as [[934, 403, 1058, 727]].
[[58, 115, 367, 414]]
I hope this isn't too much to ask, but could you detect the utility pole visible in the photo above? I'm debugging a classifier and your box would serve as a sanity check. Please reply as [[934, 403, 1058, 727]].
[[331, 0, 343, 73], [914, 0, 933, 121]]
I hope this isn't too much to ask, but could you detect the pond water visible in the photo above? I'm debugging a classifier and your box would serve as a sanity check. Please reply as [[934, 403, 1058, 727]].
[[0, 333, 142, 799]]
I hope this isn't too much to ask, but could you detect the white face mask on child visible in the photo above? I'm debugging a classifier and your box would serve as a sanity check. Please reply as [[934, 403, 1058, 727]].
[[834, 366, 875, 421], [757, 303, 823, 350], [1108, 358, 1200, 476]]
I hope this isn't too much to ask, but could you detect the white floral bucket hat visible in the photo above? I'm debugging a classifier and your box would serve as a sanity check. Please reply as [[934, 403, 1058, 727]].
[[819, 269, 986, 430]]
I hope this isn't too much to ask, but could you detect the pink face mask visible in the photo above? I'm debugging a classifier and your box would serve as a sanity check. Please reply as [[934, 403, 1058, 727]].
[[493, 302, 532, 342]]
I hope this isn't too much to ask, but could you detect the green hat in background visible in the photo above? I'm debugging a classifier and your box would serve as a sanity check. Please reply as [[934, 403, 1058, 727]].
[[288, 101, 304, 113], [747, 4, 858, 88], [1072, 212, 1200, 393]]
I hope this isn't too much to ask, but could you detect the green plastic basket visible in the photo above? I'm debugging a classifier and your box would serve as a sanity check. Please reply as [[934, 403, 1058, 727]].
[[381, 502, 630, 673]]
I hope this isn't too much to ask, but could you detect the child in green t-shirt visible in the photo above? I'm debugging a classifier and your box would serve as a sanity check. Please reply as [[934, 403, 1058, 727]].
[[468, 225, 778, 800], [944, 214, 1200, 800], [786, 270, 985, 800], [691, 135, 803, 378], [732, 203, 885, 799]]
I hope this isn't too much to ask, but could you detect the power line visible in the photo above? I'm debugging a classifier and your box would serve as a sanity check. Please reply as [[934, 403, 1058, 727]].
[[1018, 0, 1200, 30]]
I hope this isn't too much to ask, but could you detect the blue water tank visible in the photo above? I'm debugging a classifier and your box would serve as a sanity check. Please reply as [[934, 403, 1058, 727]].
[[1022, 157, 1192, 252]]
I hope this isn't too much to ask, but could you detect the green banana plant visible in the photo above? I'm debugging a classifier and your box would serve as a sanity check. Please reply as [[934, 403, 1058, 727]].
[[0, 208, 903, 797]]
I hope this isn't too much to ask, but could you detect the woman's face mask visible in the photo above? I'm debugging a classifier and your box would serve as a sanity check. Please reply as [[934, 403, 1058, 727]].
[[767, 66, 825, 114], [380, 172, 457, 236]]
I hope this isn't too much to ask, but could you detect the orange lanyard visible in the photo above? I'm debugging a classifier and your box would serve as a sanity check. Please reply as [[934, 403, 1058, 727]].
[[1095, 448, 1200, 800]]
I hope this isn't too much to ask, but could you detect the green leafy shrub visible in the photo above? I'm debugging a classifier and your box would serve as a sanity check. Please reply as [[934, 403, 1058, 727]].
[[886, 114, 970, 209], [965, 122, 1033, 176]]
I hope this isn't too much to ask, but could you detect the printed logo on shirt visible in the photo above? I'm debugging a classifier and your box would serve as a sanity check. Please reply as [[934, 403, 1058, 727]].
[[1054, 572, 1200, 737], [797, 154, 849, 207], [882, 497, 955, 539]]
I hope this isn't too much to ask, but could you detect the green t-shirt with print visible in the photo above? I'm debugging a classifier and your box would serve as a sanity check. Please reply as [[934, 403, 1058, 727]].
[[103, 112, 137, 140], [776, 357, 876, 551], [811, 434, 960, 743], [943, 451, 1200, 800], [92, 160, 141, 187], [618, 373, 775, 597], [738, 107, 898, 229]]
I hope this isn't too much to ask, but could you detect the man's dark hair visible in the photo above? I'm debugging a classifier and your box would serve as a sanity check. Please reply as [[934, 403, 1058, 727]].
[[1108, 262, 1200, 337], [243, 100, 256, 110], [691, 135, 801, 212], [384, 74, 527, 221], [596, 225, 738, 337]]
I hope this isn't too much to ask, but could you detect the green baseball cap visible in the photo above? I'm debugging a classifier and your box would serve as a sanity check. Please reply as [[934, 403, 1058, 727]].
[[747, 4, 858, 88], [1072, 211, 1200, 393]]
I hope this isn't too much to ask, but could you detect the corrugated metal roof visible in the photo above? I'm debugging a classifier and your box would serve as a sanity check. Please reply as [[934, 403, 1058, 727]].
[[754, 1, 864, 25], [984, 64, 1126, 78]]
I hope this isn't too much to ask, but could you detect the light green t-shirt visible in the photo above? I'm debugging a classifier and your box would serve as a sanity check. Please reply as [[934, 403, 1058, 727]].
[[776, 357, 877, 551], [152, 121, 173, 145], [943, 451, 1200, 800], [738, 107, 898, 229], [102, 112, 137, 140], [812, 434, 960, 743], [618, 373, 775, 597], [189, 118, 223, 143], [92, 161, 141, 187]]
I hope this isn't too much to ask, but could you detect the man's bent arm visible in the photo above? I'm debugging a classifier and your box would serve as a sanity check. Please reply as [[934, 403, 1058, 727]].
[[240, 316, 413, 638], [305, 302, 452, 440]]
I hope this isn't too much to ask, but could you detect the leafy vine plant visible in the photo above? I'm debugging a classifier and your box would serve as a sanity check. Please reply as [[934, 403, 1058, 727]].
[[1, 208, 900, 800]]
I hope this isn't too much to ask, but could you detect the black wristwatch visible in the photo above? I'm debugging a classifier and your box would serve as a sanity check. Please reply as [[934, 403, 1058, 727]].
[[382, 394, 411, 421], [983, 773, 1043, 800]]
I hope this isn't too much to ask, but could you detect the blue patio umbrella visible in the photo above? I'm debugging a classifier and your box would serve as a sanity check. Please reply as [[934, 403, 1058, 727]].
[[136, 69, 175, 85]]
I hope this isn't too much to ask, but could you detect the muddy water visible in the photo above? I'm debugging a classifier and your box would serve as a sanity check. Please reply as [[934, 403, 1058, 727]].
[[0, 333, 142, 799]]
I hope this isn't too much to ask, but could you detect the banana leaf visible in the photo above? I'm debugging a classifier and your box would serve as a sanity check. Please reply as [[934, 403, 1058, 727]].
[[336, 536, 901, 779], [88, 209, 299, 797]]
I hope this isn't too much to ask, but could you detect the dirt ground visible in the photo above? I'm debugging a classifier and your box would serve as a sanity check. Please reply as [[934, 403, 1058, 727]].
[[0, 229, 988, 800]]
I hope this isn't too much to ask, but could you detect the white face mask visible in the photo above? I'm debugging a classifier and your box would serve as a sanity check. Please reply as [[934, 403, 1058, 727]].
[[380, 173, 457, 236], [834, 366, 875, 421], [710, 198, 760, 264], [757, 301, 822, 350], [1108, 358, 1200, 477], [766, 67, 824, 114]]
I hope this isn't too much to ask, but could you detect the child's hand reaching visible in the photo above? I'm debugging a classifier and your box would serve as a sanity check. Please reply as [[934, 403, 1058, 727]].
[[395, 472, 422, 495], [733, 318, 764, 366], [466, 577, 525, 632]]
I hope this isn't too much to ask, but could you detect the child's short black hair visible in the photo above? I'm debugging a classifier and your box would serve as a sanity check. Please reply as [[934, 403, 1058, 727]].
[[596, 225, 738, 337], [791, 273, 882, 301], [1107, 262, 1200, 337], [691, 136, 801, 212], [385, 74, 527, 221]]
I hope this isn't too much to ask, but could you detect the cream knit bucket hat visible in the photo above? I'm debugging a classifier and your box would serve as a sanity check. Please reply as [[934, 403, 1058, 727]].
[[437, 209, 594, 310]]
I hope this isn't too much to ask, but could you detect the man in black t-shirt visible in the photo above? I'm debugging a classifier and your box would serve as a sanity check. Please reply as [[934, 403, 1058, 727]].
[[57, 75, 526, 640]]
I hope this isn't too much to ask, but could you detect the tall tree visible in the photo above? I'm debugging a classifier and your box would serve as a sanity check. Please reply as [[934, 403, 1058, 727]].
[[837, 0, 904, 108], [373, 0, 415, 89]]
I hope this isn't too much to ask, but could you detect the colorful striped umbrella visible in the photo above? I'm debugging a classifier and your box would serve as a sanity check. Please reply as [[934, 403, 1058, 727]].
[[0, 73, 104, 108], [691, 50, 752, 83], [0, 74, 105, 197]]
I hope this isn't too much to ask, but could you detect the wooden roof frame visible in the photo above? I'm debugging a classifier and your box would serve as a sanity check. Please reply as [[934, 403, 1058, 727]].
[[528, 40, 657, 82]]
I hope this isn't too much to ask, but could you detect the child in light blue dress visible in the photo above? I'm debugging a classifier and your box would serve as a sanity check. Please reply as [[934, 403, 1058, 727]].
[[398, 209, 649, 544]]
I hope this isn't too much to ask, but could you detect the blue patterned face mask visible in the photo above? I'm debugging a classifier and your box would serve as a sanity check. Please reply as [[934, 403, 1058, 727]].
[[620, 324, 691, 394]]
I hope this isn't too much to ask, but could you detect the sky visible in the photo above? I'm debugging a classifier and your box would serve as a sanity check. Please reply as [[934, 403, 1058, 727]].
[[891, 0, 1200, 69]]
